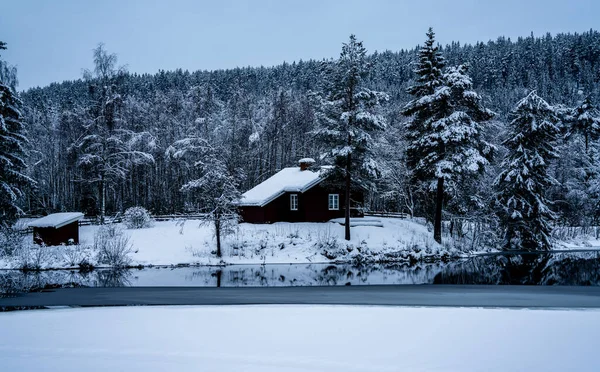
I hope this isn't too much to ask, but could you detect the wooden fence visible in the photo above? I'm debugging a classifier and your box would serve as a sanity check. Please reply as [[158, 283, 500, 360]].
[[364, 211, 410, 219], [17, 213, 208, 235], [17, 211, 409, 235]]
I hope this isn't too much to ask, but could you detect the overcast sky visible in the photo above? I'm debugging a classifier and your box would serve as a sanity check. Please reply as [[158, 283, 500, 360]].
[[1, 0, 598, 90]]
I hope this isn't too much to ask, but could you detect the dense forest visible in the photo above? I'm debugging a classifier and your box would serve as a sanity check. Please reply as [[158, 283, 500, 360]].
[[5, 29, 600, 248]]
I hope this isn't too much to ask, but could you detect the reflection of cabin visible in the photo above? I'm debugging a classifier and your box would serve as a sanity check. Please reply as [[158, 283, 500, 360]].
[[28, 212, 84, 246], [238, 159, 362, 223]]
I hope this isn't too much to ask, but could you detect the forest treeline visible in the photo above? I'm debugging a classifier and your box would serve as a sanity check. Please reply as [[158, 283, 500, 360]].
[[10, 29, 600, 243]]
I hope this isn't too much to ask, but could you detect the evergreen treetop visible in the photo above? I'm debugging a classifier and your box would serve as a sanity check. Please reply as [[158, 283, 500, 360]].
[[406, 27, 446, 98]]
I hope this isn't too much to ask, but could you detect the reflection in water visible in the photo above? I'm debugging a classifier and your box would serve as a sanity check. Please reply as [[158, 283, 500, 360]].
[[2, 252, 600, 294], [434, 252, 600, 285], [0, 262, 445, 293]]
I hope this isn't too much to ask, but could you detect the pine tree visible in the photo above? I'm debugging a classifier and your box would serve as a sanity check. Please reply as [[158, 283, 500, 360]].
[[404, 27, 446, 182], [553, 95, 600, 226], [567, 95, 600, 155], [314, 35, 388, 240], [402, 27, 447, 240], [495, 91, 560, 251], [166, 138, 242, 257], [404, 62, 494, 243], [0, 41, 34, 226]]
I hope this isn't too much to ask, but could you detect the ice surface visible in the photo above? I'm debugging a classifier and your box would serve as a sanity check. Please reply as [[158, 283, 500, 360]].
[[1, 305, 599, 372]]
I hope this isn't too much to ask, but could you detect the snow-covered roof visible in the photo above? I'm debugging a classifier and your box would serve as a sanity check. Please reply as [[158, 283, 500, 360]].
[[28, 212, 84, 228], [238, 167, 330, 207]]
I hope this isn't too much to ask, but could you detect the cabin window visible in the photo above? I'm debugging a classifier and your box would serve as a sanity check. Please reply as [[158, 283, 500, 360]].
[[290, 194, 298, 210], [328, 194, 339, 210]]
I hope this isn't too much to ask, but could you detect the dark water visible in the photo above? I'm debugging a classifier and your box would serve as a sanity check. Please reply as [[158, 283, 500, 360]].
[[2, 251, 600, 294], [434, 251, 600, 285]]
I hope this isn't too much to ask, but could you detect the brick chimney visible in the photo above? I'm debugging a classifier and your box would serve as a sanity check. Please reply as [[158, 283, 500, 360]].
[[298, 158, 315, 171]]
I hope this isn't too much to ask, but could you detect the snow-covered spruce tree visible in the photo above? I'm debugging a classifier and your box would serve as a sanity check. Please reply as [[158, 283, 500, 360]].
[[549, 137, 594, 226], [404, 27, 446, 181], [567, 95, 600, 155], [495, 91, 560, 251], [72, 44, 155, 223], [404, 63, 494, 244], [402, 27, 446, 235], [0, 41, 34, 226], [314, 35, 388, 241], [166, 138, 242, 258], [550, 95, 600, 226]]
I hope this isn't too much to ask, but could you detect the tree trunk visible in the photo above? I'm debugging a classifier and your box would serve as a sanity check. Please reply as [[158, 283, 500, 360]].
[[434, 177, 444, 244], [215, 269, 222, 288], [345, 153, 351, 241], [100, 177, 106, 225], [215, 216, 222, 258]]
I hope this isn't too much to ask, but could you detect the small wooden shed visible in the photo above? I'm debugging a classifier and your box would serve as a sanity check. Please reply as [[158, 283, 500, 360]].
[[28, 212, 84, 246]]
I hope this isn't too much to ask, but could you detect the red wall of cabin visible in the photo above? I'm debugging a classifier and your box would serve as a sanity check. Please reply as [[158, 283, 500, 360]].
[[240, 184, 363, 224]]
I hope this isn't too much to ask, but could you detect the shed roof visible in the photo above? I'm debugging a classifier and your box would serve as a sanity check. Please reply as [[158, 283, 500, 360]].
[[238, 166, 331, 207], [28, 212, 84, 229]]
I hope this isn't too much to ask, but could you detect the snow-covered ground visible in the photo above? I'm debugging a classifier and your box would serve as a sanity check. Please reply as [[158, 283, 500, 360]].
[[555, 237, 600, 250], [1, 217, 465, 269], [551, 226, 600, 250], [1, 305, 598, 371]]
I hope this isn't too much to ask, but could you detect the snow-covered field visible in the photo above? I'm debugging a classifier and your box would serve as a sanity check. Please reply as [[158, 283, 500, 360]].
[[1, 218, 465, 269], [1, 305, 598, 371]]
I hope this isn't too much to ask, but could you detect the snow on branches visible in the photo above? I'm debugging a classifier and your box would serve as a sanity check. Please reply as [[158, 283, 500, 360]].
[[495, 91, 561, 251], [314, 35, 388, 185], [313, 35, 388, 240], [167, 137, 242, 257], [0, 43, 34, 225], [404, 64, 494, 183]]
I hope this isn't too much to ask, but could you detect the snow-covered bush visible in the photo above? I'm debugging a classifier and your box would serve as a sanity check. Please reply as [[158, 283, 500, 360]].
[[314, 230, 346, 260], [123, 206, 153, 229], [62, 246, 94, 270], [94, 225, 132, 267], [16, 245, 51, 271], [0, 225, 27, 257]]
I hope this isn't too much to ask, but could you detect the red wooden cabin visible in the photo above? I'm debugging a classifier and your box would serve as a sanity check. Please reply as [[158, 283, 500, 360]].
[[238, 159, 362, 223]]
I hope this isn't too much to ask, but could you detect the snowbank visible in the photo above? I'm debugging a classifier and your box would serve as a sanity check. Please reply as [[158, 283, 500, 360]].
[[0, 218, 463, 269], [1, 305, 598, 371], [0, 217, 462, 270]]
